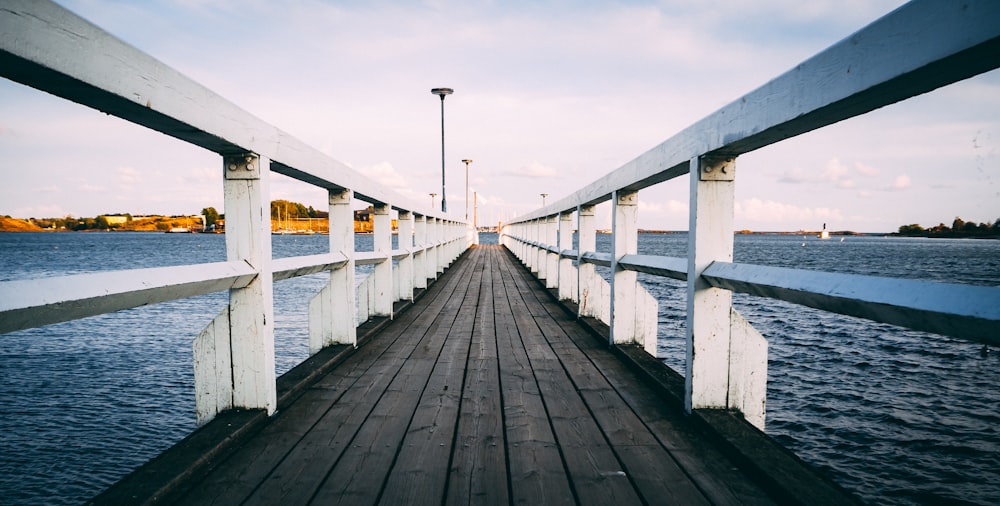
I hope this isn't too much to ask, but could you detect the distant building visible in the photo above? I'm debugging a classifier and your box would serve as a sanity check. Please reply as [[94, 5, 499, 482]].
[[101, 215, 129, 226]]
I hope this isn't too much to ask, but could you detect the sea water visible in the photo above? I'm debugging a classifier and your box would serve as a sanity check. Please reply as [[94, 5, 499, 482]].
[[0, 232, 998, 505]]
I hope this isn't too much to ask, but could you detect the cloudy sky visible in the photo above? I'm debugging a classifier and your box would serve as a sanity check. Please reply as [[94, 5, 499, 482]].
[[1, 0, 998, 232]]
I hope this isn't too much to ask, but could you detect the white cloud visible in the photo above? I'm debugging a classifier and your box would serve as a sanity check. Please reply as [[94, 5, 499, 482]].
[[117, 166, 141, 186], [886, 174, 912, 191], [855, 162, 880, 177]]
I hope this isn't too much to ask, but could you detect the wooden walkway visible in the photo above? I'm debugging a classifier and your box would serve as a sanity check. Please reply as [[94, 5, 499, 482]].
[[170, 245, 779, 505]]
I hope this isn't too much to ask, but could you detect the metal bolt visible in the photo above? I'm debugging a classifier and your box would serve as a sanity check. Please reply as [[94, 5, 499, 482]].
[[228, 164, 237, 171]]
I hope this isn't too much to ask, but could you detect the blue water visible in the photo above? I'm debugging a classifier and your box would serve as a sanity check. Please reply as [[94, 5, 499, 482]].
[[0, 232, 998, 504]]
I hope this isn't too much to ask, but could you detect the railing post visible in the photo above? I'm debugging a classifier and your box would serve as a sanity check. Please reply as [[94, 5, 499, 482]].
[[577, 205, 598, 319], [428, 217, 439, 280], [437, 219, 446, 274], [398, 211, 414, 302], [373, 203, 393, 317], [545, 214, 558, 289], [610, 190, 639, 346], [535, 218, 546, 277], [308, 188, 357, 355], [686, 156, 736, 411], [413, 214, 427, 289], [558, 211, 574, 301], [222, 153, 276, 415]]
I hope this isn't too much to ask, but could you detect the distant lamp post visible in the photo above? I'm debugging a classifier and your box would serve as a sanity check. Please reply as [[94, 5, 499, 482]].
[[541, 193, 548, 207], [430, 193, 437, 209], [462, 159, 473, 221], [431, 87, 453, 213]]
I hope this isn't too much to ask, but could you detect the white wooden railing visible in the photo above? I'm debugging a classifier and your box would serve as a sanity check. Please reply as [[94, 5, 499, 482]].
[[0, 0, 476, 425], [501, 0, 1000, 430]]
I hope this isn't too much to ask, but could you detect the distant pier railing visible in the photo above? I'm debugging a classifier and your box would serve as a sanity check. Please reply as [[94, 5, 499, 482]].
[[0, 0, 476, 425], [501, 0, 1000, 430]]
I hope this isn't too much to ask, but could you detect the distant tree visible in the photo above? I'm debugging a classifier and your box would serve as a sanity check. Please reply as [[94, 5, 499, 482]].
[[95, 216, 110, 230], [201, 207, 220, 227], [951, 217, 965, 232], [897, 224, 925, 236]]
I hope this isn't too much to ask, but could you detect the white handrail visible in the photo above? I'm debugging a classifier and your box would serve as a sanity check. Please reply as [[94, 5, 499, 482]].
[[501, 0, 1000, 427]]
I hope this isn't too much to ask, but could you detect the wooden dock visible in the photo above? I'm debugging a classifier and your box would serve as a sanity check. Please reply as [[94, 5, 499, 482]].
[[95, 245, 853, 505]]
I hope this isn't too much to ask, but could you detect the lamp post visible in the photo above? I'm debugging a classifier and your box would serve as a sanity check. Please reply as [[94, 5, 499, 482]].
[[461, 159, 473, 221], [541, 193, 548, 207], [430, 193, 437, 209], [431, 87, 453, 213]]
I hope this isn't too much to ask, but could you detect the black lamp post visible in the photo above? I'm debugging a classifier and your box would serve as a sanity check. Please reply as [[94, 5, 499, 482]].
[[431, 88, 453, 213]]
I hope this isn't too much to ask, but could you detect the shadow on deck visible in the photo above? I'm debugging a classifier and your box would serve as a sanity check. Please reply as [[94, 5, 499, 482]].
[[92, 245, 856, 505]]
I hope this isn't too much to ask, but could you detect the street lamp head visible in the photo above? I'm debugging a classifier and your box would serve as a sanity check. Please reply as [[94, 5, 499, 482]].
[[431, 87, 453, 99], [462, 159, 473, 164]]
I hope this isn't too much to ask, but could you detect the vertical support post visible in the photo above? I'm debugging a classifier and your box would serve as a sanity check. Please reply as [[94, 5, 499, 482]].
[[686, 156, 736, 412], [536, 218, 547, 278], [545, 214, 558, 289], [398, 211, 414, 302], [558, 211, 574, 301], [413, 214, 427, 289], [373, 203, 393, 317], [222, 152, 276, 415], [610, 190, 639, 346], [577, 205, 597, 318], [309, 188, 356, 354], [436, 219, 446, 274], [427, 217, 439, 281], [525, 220, 535, 272]]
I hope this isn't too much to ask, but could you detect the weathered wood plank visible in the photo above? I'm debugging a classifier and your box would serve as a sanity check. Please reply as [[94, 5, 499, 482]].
[[513, 247, 781, 506], [497, 251, 642, 506], [378, 253, 486, 504], [304, 256, 479, 504], [491, 249, 575, 505], [444, 249, 509, 505]]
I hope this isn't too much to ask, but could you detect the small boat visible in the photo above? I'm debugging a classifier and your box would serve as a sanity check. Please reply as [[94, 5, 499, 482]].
[[165, 227, 192, 233]]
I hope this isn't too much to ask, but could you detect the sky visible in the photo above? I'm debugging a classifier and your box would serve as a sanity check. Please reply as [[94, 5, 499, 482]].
[[1, 0, 998, 232]]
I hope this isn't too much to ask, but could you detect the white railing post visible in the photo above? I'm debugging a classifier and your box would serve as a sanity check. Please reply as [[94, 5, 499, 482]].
[[610, 190, 639, 346], [545, 214, 558, 289], [194, 153, 276, 424], [398, 211, 414, 302], [577, 205, 598, 319], [525, 221, 534, 272], [441, 221, 450, 268], [373, 203, 393, 317], [558, 211, 575, 301], [308, 188, 356, 354], [414, 214, 427, 289], [428, 217, 439, 280], [686, 156, 736, 411], [537, 218, 548, 280]]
